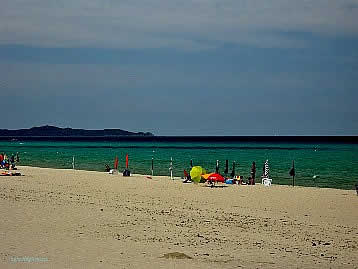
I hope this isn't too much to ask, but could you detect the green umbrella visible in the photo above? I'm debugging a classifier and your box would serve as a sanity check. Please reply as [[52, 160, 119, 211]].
[[190, 166, 206, 183]]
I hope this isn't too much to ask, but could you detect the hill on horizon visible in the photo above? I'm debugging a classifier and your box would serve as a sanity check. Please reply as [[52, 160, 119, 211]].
[[0, 125, 154, 137]]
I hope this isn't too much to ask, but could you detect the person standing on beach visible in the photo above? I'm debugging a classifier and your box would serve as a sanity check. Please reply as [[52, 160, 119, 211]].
[[250, 162, 256, 184], [0, 153, 3, 168], [10, 154, 15, 169], [3, 154, 9, 169]]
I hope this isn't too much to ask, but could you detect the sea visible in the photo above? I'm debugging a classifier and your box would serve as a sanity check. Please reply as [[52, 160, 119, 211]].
[[1, 137, 357, 190]]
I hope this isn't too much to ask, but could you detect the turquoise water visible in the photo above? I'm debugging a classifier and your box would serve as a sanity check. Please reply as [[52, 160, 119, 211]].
[[1, 140, 358, 189]]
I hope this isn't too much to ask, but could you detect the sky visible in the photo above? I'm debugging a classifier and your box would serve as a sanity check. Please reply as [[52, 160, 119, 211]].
[[0, 0, 357, 135]]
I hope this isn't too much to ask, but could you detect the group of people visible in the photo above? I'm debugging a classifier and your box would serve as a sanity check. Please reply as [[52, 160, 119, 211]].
[[0, 152, 19, 170], [184, 160, 269, 185], [228, 161, 257, 185], [229, 160, 271, 185]]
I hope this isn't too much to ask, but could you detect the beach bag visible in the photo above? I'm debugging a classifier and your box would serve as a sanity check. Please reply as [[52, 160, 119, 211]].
[[123, 169, 131, 177]]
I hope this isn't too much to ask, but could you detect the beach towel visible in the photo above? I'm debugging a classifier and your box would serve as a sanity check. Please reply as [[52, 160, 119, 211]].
[[1, 172, 21, 176]]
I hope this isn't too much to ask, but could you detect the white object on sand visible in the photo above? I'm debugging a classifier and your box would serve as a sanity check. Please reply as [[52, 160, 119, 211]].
[[109, 169, 118, 175], [262, 178, 272, 187]]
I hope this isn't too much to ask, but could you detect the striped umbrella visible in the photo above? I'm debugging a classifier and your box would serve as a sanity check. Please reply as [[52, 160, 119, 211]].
[[169, 157, 173, 180], [263, 159, 269, 178]]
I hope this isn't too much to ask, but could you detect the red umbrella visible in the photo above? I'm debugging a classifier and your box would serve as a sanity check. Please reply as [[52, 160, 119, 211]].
[[114, 156, 119, 170], [207, 173, 225, 182], [125, 154, 129, 169]]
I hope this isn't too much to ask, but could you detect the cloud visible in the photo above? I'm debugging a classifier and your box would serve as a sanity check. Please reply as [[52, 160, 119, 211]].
[[1, 0, 358, 49]]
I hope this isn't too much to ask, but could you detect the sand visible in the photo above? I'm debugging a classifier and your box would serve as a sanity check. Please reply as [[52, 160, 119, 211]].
[[0, 166, 357, 268]]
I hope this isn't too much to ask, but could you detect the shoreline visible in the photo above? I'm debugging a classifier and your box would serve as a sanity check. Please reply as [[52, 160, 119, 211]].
[[2, 140, 357, 190], [1, 166, 357, 268], [9, 164, 357, 192]]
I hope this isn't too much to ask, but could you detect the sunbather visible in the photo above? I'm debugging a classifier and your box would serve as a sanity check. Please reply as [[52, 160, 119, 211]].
[[183, 170, 192, 183]]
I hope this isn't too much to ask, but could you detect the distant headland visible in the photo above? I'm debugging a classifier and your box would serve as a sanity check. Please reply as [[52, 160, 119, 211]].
[[0, 125, 154, 137]]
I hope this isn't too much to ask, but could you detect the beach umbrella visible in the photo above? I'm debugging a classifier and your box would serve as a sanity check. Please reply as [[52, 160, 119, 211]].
[[251, 162, 256, 178], [114, 156, 119, 170], [263, 159, 269, 178], [207, 173, 225, 183], [249, 161, 256, 184], [289, 160, 295, 186], [190, 159, 193, 168], [202, 173, 213, 180], [125, 154, 129, 169], [216, 160, 219, 173], [190, 166, 206, 183], [170, 157, 173, 180], [230, 161, 236, 178], [151, 157, 154, 176], [224, 160, 229, 174]]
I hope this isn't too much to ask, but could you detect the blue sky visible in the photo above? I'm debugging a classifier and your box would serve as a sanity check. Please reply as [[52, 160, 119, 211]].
[[0, 0, 357, 135]]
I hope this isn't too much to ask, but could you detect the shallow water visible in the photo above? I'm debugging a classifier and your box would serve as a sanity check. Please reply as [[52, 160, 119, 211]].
[[1, 140, 357, 189]]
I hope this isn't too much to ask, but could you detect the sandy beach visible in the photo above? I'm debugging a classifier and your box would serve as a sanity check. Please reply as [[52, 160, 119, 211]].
[[0, 166, 357, 268]]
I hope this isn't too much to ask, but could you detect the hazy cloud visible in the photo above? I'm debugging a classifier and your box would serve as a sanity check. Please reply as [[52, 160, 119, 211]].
[[1, 0, 358, 49], [1, 0, 357, 135]]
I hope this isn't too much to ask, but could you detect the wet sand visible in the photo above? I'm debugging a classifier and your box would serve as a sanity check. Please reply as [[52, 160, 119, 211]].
[[0, 166, 357, 268]]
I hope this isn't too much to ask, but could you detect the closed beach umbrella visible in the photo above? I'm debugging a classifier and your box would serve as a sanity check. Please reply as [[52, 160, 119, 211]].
[[230, 161, 236, 178], [125, 154, 129, 169], [190, 159, 193, 168], [151, 157, 154, 176], [216, 160, 219, 173], [263, 159, 269, 178], [251, 162, 256, 179], [224, 160, 229, 174], [170, 157, 173, 180], [289, 160, 295, 187], [114, 156, 119, 170], [289, 161, 295, 177]]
